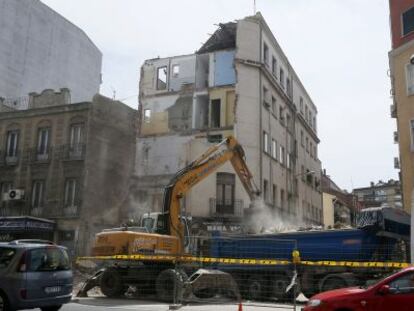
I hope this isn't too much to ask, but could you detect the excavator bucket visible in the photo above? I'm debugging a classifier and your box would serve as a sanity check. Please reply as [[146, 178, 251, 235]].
[[182, 269, 240, 302]]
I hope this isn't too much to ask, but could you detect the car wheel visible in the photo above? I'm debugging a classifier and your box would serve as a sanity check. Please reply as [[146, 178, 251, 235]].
[[0, 292, 10, 311], [40, 305, 62, 311]]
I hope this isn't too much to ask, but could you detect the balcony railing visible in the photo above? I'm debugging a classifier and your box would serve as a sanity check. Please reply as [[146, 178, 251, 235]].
[[63, 144, 86, 161], [209, 198, 243, 217], [28, 147, 53, 163]]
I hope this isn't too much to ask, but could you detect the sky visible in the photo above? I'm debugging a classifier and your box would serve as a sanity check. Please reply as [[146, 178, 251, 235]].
[[41, 0, 398, 191]]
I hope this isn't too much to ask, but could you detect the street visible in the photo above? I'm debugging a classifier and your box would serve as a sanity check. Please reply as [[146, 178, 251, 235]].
[[25, 298, 301, 311]]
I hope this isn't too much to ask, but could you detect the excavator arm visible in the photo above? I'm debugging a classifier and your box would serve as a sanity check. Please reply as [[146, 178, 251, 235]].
[[162, 136, 260, 252]]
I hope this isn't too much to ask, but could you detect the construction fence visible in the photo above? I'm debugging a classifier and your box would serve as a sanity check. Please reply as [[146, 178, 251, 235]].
[[76, 234, 410, 308]]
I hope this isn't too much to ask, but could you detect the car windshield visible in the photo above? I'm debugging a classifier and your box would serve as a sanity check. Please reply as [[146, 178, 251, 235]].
[[29, 247, 70, 271], [0, 247, 16, 269]]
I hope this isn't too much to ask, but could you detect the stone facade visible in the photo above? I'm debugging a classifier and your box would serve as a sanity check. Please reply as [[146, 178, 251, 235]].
[[135, 13, 323, 234], [0, 89, 137, 255]]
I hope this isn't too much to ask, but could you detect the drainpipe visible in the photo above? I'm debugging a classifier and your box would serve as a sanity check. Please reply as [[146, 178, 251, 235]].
[[259, 23, 263, 194]]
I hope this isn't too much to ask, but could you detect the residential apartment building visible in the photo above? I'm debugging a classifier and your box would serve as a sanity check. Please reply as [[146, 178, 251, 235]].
[[0, 0, 102, 109], [353, 179, 402, 210], [135, 13, 322, 234], [0, 89, 136, 255], [389, 0, 414, 214], [321, 171, 356, 229]]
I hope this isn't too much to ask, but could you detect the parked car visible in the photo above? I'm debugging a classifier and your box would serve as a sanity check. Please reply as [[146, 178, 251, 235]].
[[0, 240, 73, 311], [303, 266, 414, 311]]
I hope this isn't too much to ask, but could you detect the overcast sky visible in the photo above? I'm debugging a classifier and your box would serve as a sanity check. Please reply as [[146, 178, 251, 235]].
[[41, 0, 397, 191]]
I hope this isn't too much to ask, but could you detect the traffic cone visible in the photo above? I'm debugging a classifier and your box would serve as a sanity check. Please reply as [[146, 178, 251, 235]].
[[238, 301, 243, 311]]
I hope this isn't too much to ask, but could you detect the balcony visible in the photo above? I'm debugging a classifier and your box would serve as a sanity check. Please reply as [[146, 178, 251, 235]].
[[63, 144, 86, 161], [209, 198, 243, 218], [393, 131, 399, 144], [0, 201, 80, 219], [29, 148, 52, 164], [4, 150, 19, 166], [394, 157, 400, 169]]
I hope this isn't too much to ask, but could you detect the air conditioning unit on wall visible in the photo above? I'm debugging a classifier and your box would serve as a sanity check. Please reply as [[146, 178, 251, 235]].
[[2, 189, 25, 201]]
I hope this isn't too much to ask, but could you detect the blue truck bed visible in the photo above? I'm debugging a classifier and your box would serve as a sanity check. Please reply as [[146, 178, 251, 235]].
[[210, 228, 394, 262]]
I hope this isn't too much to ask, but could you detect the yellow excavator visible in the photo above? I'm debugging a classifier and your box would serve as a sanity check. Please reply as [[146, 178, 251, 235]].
[[78, 136, 260, 301]]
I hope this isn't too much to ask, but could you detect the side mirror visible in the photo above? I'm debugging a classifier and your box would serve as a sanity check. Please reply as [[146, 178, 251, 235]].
[[378, 284, 390, 295]]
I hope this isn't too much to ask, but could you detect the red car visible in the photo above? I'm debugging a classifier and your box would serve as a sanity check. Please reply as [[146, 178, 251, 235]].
[[303, 267, 414, 311]]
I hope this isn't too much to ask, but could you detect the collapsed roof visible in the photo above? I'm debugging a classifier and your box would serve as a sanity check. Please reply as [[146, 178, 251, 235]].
[[197, 22, 237, 54]]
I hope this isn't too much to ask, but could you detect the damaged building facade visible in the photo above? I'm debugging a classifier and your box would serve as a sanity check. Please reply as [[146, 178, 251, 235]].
[[0, 89, 136, 255], [135, 13, 322, 233]]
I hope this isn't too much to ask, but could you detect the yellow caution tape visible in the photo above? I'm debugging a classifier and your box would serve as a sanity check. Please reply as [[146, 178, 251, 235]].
[[76, 254, 411, 269]]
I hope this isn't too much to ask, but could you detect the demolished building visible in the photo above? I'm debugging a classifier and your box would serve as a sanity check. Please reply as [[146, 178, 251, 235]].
[[134, 13, 322, 234]]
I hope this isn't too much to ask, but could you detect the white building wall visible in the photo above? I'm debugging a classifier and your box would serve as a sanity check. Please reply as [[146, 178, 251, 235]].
[[0, 0, 102, 105]]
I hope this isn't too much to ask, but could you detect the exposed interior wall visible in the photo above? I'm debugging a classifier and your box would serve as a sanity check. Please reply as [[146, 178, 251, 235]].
[[322, 192, 335, 228], [209, 87, 235, 128]]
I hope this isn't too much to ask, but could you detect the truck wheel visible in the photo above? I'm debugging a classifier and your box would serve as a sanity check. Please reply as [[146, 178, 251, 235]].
[[0, 292, 10, 311], [271, 275, 291, 301], [320, 276, 347, 292], [246, 276, 265, 301], [100, 268, 125, 297], [156, 269, 186, 302]]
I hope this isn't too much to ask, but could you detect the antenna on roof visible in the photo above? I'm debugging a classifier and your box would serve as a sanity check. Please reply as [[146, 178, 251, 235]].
[[253, 0, 256, 14]]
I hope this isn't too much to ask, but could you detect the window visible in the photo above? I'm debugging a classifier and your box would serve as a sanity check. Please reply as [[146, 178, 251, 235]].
[[286, 153, 291, 169], [402, 7, 414, 36], [37, 128, 50, 157], [70, 124, 84, 149], [211, 99, 221, 128], [300, 130, 304, 146], [300, 97, 304, 114], [280, 145, 285, 165], [172, 64, 180, 77], [31, 180, 44, 209], [28, 247, 70, 272], [156, 66, 167, 90], [263, 87, 269, 107], [286, 78, 291, 97], [272, 56, 277, 75], [280, 68, 285, 88], [272, 139, 277, 159], [6, 130, 19, 157], [305, 105, 309, 122], [309, 112, 313, 127], [64, 179, 77, 207], [271, 96, 276, 113], [144, 109, 151, 123], [263, 132, 269, 153], [388, 272, 414, 294], [301, 165, 305, 181], [406, 63, 414, 95], [313, 116, 316, 130], [263, 179, 269, 202], [272, 184, 277, 207], [279, 106, 284, 123], [216, 173, 235, 214], [314, 145, 318, 159], [310, 142, 313, 158], [0, 248, 16, 269], [306, 137, 309, 153], [263, 43, 269, 65]]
